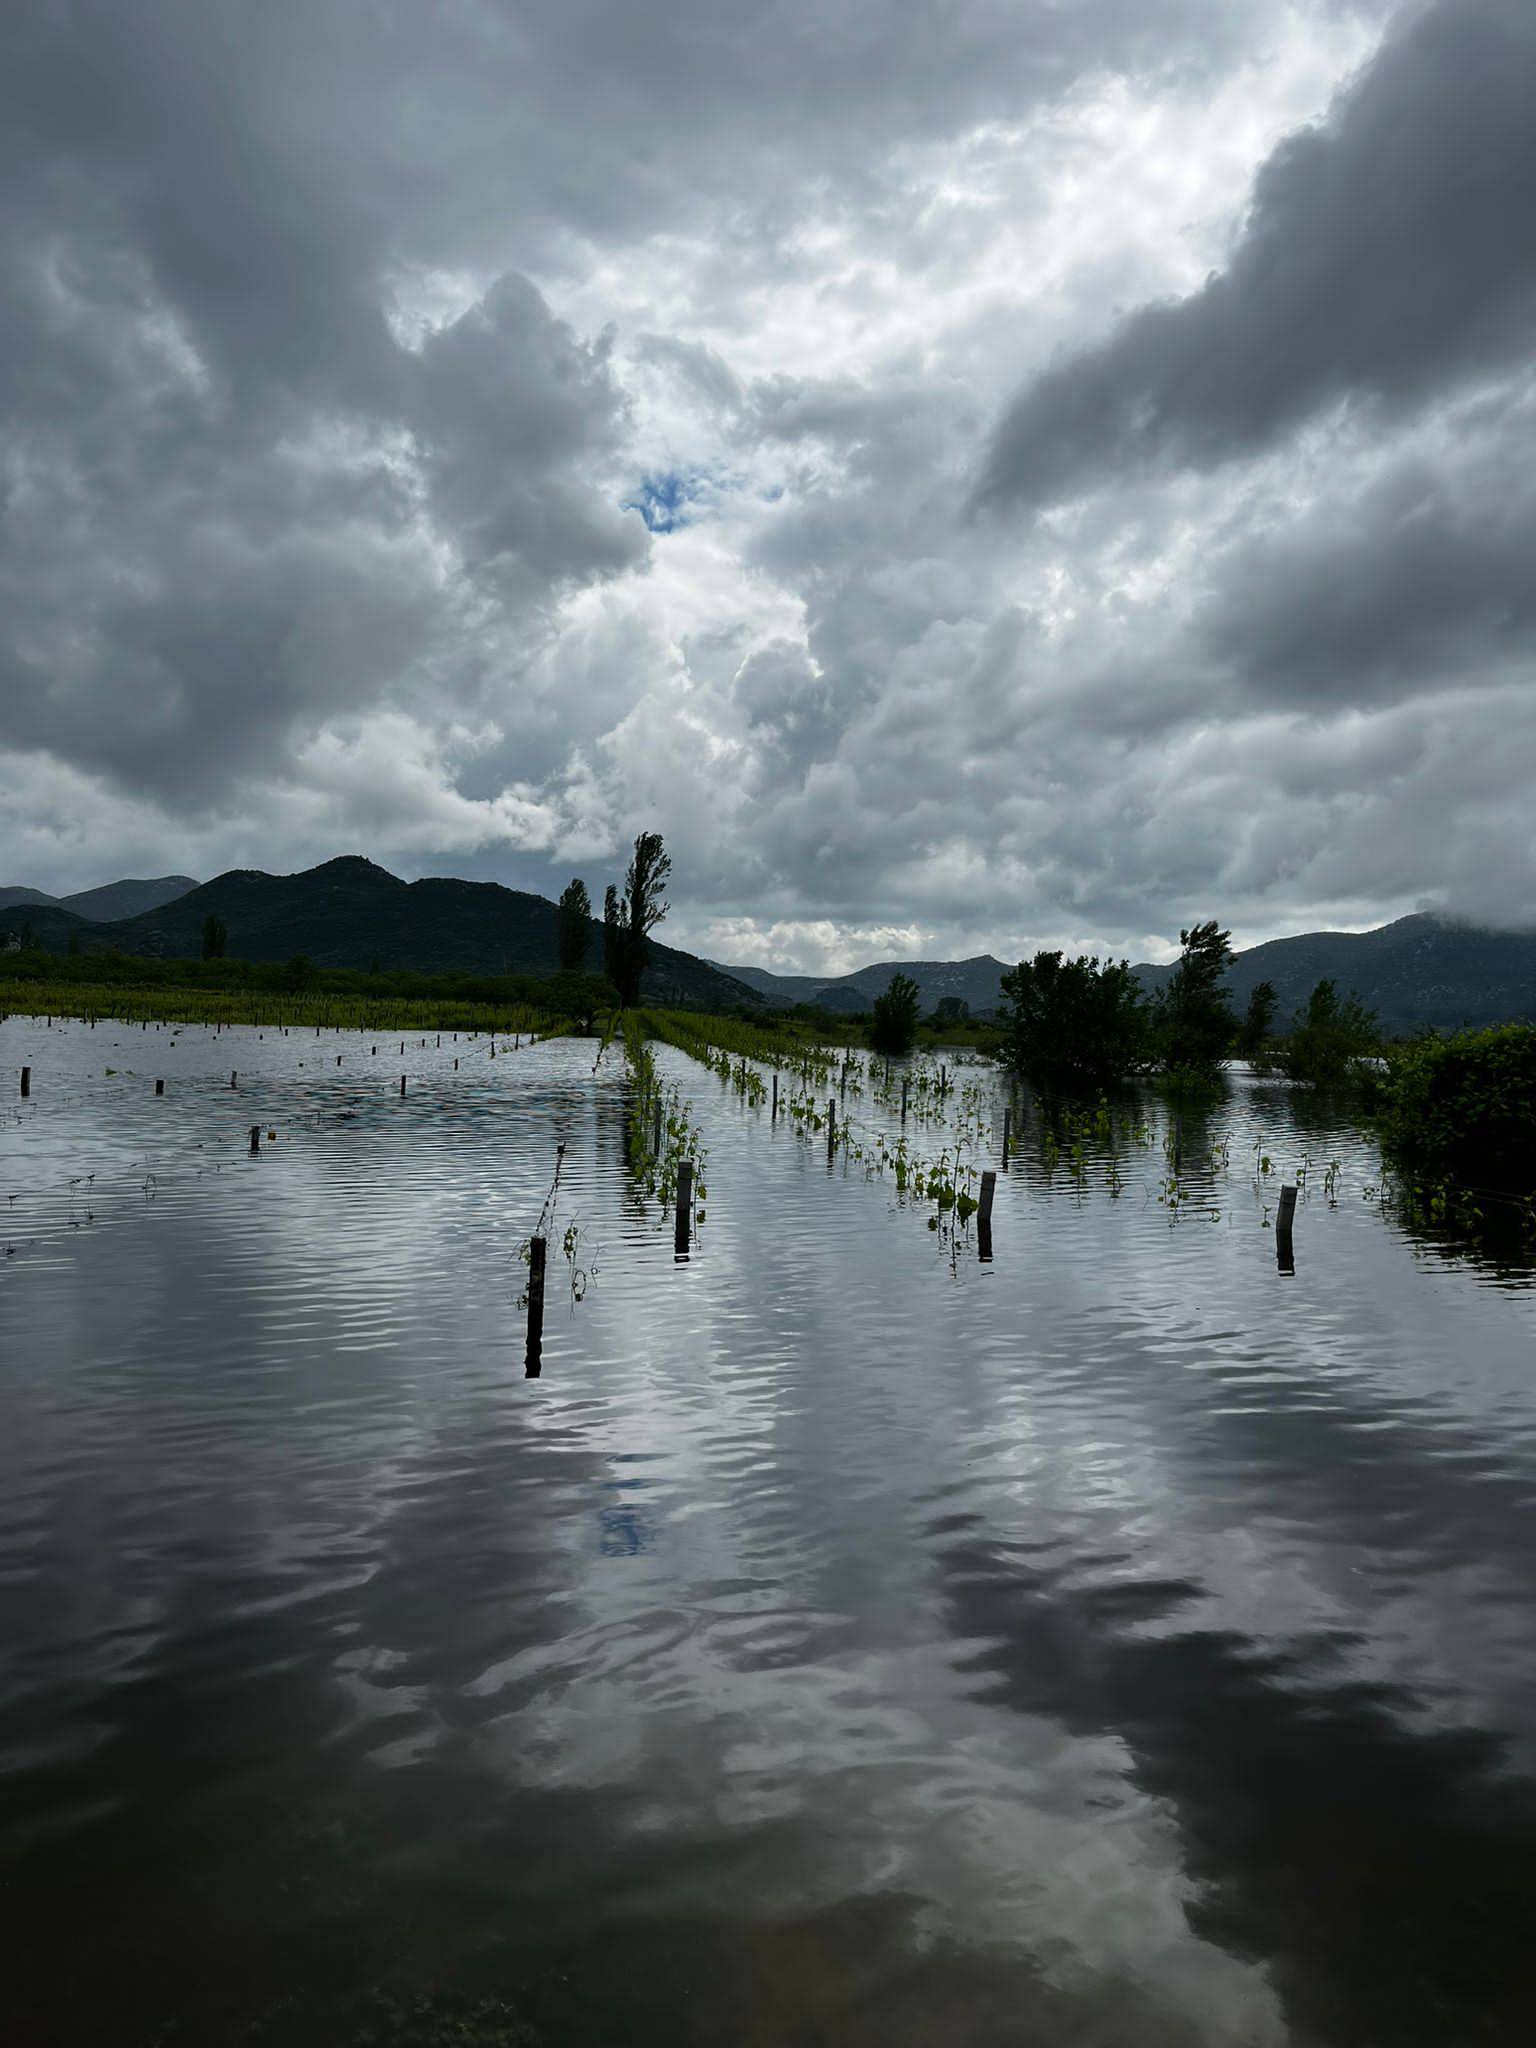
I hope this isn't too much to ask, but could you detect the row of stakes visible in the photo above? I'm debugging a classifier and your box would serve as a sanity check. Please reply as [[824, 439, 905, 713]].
[[16, 1047, 1303, 1331]]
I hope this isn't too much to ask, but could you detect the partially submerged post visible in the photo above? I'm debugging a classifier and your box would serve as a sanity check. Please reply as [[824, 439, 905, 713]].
[[1276, 1183, 1297, 1275], [979, 1169, 997, 1221], [155, 1079, 164, 1096], [901, 1076, 909, 1121], [249, 1125, 260, 1154], [652, 1097, 663, 1155], [771, 1073, 779, 1122], [20, 1066, 31, 1098], [826, 1097, 837, 1158], [674, 1159, 694, 1256], [399, 1075, 407, 1096], [525, 1235, 546, 1378], [230, 1071, 237, 1088]]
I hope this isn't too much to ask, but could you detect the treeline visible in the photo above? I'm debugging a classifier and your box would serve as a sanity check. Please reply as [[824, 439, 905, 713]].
[[998, 922, 1380, 1091], [996, 921, 1536, 1190]]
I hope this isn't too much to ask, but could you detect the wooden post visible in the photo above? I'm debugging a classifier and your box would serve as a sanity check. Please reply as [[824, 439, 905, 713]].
[[230, 1071, 237, 1088], [771, 1073, 779, 1122], [940, 1064, 947, 1095], [454, 1058, 459, 1070], [399, 1075, 407, 1096], [526, 1234, 546, 1377], [979, 1169, 997, 1221], [155, 1078, 164, 1096], [20, 1065, 31, 1097], [336, 1055, 342, 1066], [674, 1159, 694, 1255], [826, 1097, 837, 1157], [1001, 1106, 1011, 1170], [1276, 1183, 1297, 1274], [901, 1076, 909, 1121], [249, 1125, 260, 1154], [652, 1098, 663, 1155]]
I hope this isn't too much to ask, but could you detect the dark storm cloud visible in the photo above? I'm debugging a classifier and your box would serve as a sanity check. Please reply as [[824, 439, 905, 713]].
[[1203, 388, 1536, 703], [976, 0, 1536, 515]]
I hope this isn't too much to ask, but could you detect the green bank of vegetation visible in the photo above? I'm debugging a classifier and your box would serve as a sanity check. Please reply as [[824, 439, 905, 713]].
[[0, 951, 554, 1033], [1372, 1023, 1536, 1192]]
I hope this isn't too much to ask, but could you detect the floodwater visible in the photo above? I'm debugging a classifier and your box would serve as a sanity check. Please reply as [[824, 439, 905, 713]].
[[3, 1015, 1536, 2047]]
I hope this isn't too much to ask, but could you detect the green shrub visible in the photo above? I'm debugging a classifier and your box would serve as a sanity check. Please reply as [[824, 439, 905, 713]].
[[1000, 951, 1149, 1090], [1375, 1023, 1536, 1187], [1274, 978, 1379, 1086]]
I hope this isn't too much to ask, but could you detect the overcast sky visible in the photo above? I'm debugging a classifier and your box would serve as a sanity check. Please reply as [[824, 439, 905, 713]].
[[3, 0, 1533, 971]]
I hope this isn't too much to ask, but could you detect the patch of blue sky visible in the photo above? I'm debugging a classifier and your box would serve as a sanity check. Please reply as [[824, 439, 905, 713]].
[[621, 465, 763, 533]]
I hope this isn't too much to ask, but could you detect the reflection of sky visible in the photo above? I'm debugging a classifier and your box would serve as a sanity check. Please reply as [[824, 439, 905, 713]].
[[4, 1021, 1536, 2041]]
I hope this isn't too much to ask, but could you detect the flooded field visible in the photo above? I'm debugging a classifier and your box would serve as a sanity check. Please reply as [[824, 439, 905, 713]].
[[3, 1013, 1536, 2046]]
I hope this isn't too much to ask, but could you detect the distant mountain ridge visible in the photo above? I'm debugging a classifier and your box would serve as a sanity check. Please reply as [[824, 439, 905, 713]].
[[723, 955, 1013, 1016], [1131, 913, 1536, 1035], [723, 916, 1536, 1035], [1, 856, 761, 1009], [0, 875, 198, 921]]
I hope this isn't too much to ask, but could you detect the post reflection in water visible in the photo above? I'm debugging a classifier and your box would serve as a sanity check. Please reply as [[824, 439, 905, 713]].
[[1, 1017, 1535, 2046]]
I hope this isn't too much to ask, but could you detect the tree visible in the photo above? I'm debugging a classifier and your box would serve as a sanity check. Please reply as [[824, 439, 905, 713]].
[[1275, 979, 1379, 1086], [1156, 920, 1235, 1074], [869, 972, 921, 1055], [557, 878, 591, 971], [612, 830, 671, 1007], [929, 996, 969, 1027], [540, 969, 617, 1034], [1237, 980, 1278, 1064], [283, 954, 317, 993], [201, 914, 227, 961], [602, 885, 624, 991], [1000, 951, 1149, 1090]]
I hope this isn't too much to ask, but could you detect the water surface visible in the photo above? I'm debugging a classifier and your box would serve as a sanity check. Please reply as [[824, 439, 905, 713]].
[[3, 1015, 1535, 2045]]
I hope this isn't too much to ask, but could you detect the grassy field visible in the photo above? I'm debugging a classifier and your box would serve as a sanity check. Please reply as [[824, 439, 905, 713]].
[[0, 978, 549, 1035]]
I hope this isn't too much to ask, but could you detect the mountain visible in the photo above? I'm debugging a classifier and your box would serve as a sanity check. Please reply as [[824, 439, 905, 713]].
[[1131, 914, 1536, 1036], [0, 876, 199, 920], [3, 856, 761, 1009], [721, 955, 1014, 1015], [62, 875, 199, 921]]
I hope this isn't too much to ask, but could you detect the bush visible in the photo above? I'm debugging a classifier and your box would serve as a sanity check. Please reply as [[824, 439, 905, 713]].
[[1274, 978, 1378, 1086], [1375, 1023, 1536, 1187], [1000, 951, 1149, 1090]]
